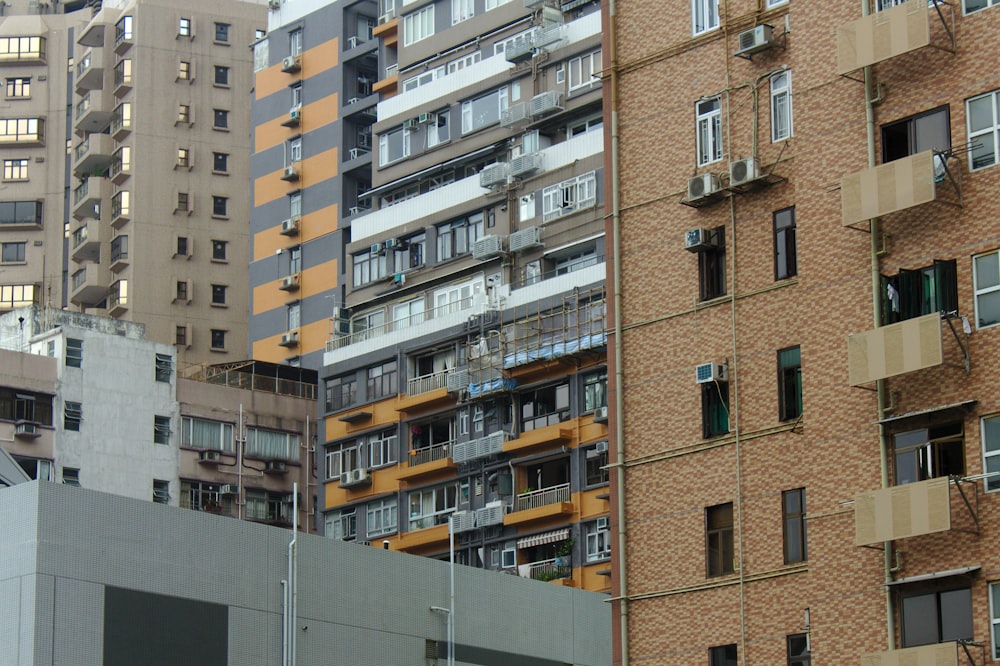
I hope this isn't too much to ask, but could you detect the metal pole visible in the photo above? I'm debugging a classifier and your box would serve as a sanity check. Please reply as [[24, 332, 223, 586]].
[[448, 514, 455, 666]]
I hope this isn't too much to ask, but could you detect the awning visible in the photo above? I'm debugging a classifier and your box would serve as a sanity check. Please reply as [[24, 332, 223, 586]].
[[876, 400, 977, 427], [517, 528, 569, 550], [885, 565, 980, 586]]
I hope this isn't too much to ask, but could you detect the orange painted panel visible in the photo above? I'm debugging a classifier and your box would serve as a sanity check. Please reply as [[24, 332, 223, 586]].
[[251, 258, 338, 316], [254, 147, 339, 208], [255, 37, 341, 101], [255, 93, 340, 154], [252, 202, 340, 262], [251, 317, 330, 364], [324, 398, 400, 441]]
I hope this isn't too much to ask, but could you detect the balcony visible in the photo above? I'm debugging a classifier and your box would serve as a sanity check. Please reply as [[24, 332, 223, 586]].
[[69, 264, 107, 306], [521, 558, 572, 583], [113, 59, 133, 96], [109, 149, 131, 185], [505, 483, 574, 526], [837, 0, 954, 76], [73, 133, 113, 178], [841, 150, 961, 229], [109, 237, 129, 271], [78, 11, 110, 48], [502, 295, 606, 372], [70, 220, 101, 263], [504, 424, 573, 456], [107, 280, 128, 316], [72, 177, 109, 221], [395, 522, 449, 552], [396, 369, 452, 412], [110, 191, 130, 229], [74, 90, 113, 135], [452, 431, 510, 464], [75, 50, 105, 94], [397, 443, 456, 482], [847, 313, 943, 386], [860, 642, 961, 666], [854, 477, 956, 546]]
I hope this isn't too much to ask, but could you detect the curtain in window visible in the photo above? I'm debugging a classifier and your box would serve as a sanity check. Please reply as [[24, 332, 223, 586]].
[[246, 428, 297, 460]]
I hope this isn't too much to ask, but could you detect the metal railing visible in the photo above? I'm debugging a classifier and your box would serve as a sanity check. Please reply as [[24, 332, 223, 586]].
[[409, 441, 451, 466], [526, 558, 572, 581], [516, 483, 570, 512], [406, 368, 449, 396], [327, 296, 474, 351]]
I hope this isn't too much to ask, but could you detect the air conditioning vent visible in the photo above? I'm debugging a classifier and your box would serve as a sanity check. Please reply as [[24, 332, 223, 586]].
[[280, 217, 300, 236], [281, 106, 302, 127], [268, 0, 281, 9], [279, 331, 299, 347], [596, 516, 609, 530], [402, 118, 418, 130], [14, 421, 40, 439], [418, 111, 437, 125], [509, 226, 542, 253], [199, 449, 222, 463], [509, 152, 543, 179], [501, 102, 528, 127], [340, 468, 371, 487], [333, 306, 351, 336], [735, 24, 775, 58], [684, 228, 717, 253], [695, 362, 728, 384], [446, 368, 468, 393], [281, 164, 300, 181], [529, 91, 563, 117], [472, 235, 503, 260], [279, 274, 300, 291], [220, 484, 238, 494], [265, 460, 287, 473], [685, 173, 721, 202], [729, 157, 759, 187], [384, 237, 401, 250], [369, 242, 382, 255], [479, 162, 508, 188], [451, 510, 477, 533], [593, 405, 609, 423], [281, 55, 301, 73]]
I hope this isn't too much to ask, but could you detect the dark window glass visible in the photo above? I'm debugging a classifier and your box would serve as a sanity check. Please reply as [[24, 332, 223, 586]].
[[882, 106, 950, 163], [901, 587, 972, 647], [702, 381, 729, 438], [706, 503, 734, 577], [782, 488, 807, 564], [698, 226, 726, 301], [65, 338, 83, 368], [882, 259, 957, 325], [778, 346, 802, 421], [893, 423, 964, 485], [709, 643, 737, 666], [325, 374, 357, 412], [210, 329, 226, 349], [774, 207, 797, 280], [213, 109, 229, 129], [213, 152, 228, 173], [787, 633, 811, 666]]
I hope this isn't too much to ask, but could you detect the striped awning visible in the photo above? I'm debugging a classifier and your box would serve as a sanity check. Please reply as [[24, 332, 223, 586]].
[[517, 528, 569, 550]]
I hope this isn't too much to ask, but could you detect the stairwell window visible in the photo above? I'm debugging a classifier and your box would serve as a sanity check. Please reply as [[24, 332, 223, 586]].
[[778, 346, 802, 422], [774, 207, 797, 280], [981, 415, 1000, 492], [64, 401, 82, 431], [770, 70, 793, 142], [154, 353, 172, 382], [696, 96, 722, 166], [65, 338, 83, 368], [706, 503, 734, 577], [974, 250, 1000, 328], [692, 0, 720, 35]]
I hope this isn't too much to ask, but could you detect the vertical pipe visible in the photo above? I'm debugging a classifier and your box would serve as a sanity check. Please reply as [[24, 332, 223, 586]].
[[450, 517, 456, 666], [291, 482, 298, 666], [281, 579, 288, 666], [238, 404, 244, 520]]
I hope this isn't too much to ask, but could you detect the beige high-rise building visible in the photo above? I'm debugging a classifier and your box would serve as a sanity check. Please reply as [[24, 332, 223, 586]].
[[0, 0, 266, 364]]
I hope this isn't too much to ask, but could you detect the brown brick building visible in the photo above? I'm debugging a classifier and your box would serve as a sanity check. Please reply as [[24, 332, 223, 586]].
[[604, 0, 1000, 663]]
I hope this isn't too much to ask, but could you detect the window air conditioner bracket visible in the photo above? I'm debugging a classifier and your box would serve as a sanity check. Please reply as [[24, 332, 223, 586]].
[[734, 26, 787, 61], [942, 312, 970, 374], [949, 476, 979, 536], [956, 639, 985, 666]]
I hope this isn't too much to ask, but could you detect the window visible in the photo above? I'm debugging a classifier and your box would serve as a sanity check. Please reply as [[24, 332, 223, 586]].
[[209, 152, 229, 174], [709, 644, 737, 666], [211, 284, 227, 306], [327, 508, 357, 540], [178, 61, 191, 80], [436, 212, 484, 261], [520, 193, 535, 221], [782, 488, 806, 564], [2, 158, 27, 181], [65, 338, 83, 368], [883, 106, 950, 164], [964, 0, 999, 13], [213, 109, 229, 130], [152, 480, 171, 504], [0, 389, 52, 425], [461, 87, 508, 134], [901, 585, 972, 647], [541, 171, 597, 221], [568, 50, 601, 91], [175, 236, 189, 256], [520, 382, 571, 431], [212, 240, 227, 261], [378, 125, 410, 166], [408, 482, 458, 530], [697, 96, 722, 166], [214, 22, 230, 43], [767, 0, 788, 6], [325, 374, 357, 412], [969, 249, 1000, 329], [214, 65, 229, 86], [583, 370, 607, 412], [246, 427, 300, 460], [64, 401, 82, 431], [426, 111, 450, 149], [770, 70, 793, 141], [182, 481, 233, 514], [176, 148, 190, 169], [452, 0, 474, 24], [989, 582, 1000, 660], [0, 36, 45, 61], [114, 101, 132, 133], [177, 104, 191, 124], [774, 207, 797, 280], [178, 17, 192, 37], [291, 84, 302, 108], [699, 226, 726, 301], [433, 277, 483, 313], [367, 360, 397, 400], [585, 519, 611, 562], [893, 423, 964, 485], [154, 353, 172, 382], [210, 329, 226, 350], [786, 634, 810, 666], [288, 246, 301, 274], [62, 467, 80, 486], [289, 191, 302, 219], [353, 246, 388, 286], [982, 415, 1000, 492], [326, 441, 362, 479], [1, 241, 25, 263], [212, 195, 228, 217], [286, 302, 301, 331], [706, 503, 734, 577], [366, 497, 398, 537], [175, 325, 188, 346], [390, 233, 425, 273], [585, 443, 609, 487], [175, 280, 189, 301], [0, 200, 42, 226], [181, 416, 234, 451], [154, 415, 171, 444], [288, 137, 302, 163], [289, 29, 302, 56], [0, 285, 36, 310], [176, 192, 190, 212], [883, 259, 957, 325], [110, 235, 128, 264], [778, 346, 802, 422], [403, 6, 434, 46], [367, 429, 397, 468], [693, 0, 720, 35], [702, 377, 729, 438]]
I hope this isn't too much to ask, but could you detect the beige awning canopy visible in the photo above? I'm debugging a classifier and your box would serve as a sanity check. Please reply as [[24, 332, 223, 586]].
[[517, 528, 569, 550]]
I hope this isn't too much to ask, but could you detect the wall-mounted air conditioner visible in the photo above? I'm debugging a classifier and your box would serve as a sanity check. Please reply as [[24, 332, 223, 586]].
[[279, 274, 300, 291], [501, 102, 528, 127], [281, 55, 301, 73], [280, 217, 300, 235], [593, 406, 609, 423], [220, 484, 238, 494], [729, 157, 759, 187], [281, 106, 301, 127], [686, 173, 721, 202], [384, 237, 401, 249], [695, 362, 729, 384], [279, 331, 299, 346], [265, 460, 287, 473], [479, 162, 508, 188], [734, 24, 776, 58], [341, 468, 371, 486], [199, 450, 222, 463], [333, 306, 351, 336], [281, 164, 300, 181], [509, 152, 543, 179], [418, 111, 437, 125], [596, 516, 609, 530], [268, 0, 281, 9], [509, 226, 542, 253], [684, 228, 717, 252], [14, 421, 40, 438], [529, 90, 563, 117], [472, 235, 504, 260], [402, 118, 419, 130], [595, 441, 608, 453]]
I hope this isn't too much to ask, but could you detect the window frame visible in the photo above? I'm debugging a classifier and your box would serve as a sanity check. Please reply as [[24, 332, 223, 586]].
[[64, 401, 82, 431], [900, 584, 973, 648], [1, 240, 26, 263], [213, 108, 229, 130], [705, 502, 735, 577], [990, 581, 1000, 660], [692, 0, 720, 35], [403, 5, 435, 46], [782, 488, 807, 564], [214, 22, 231, 43], [408, 481, 459, 530], [967, 90, 999, 171], [696, 96, 722, 166], [698, 226, 726, 301], [154, 415, 171, 444], [65, 338, 83, 368], [770, 70, 793, 142], [709, 643, 737, 666], [777, 346, 802, 422], [585, 518, 611, 562], [786, 633, 811, 666], [154, 353, 173, 383], [3, 158, 28, 181], [973, 249, 1000, 329], [892, 422, 964, 486], [210, 329, 226, 350], [981, 415, 1000, 492], [774, 206, 797, 280], [702, 378, 729, 439], [366, 497, 398, 537], [213, 65, 230, 87], [963, 0, 999, 15]]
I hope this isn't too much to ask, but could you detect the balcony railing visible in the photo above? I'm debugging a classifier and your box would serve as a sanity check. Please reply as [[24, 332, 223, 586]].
[[408, 441, 451, 466], [328, 296, 474, 351], [516, 483, 571, 512], [452, 431, 509, 464], [406, 368, 449, 396], [524, 558, 572, 582]]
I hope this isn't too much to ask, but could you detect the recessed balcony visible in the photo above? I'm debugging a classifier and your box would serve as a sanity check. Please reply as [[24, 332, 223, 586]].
[[72, 133, 113, 178], [74, 90, 113, 136], [75, 50, 105, 95], [503, 424, 574, 456], [397, 443, 456, 482], [69, 264, 107, 306], [505, 483, 574, 527], [70, 220, 101, 263], [72, 177, 109, 221]]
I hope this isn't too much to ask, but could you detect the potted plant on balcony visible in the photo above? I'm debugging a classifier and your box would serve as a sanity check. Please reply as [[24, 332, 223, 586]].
[[554, 538, 574, 571]]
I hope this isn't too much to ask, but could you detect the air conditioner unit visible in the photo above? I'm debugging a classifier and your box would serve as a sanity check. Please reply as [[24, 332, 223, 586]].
[[504, 32, 535, 63], [596, 516, 609, 530], [341, 468, 371, 486], [418, 111, 437, 125], [500, 102, 528, 127], [265, 460, 287, 473], [695, 362, 729, 384], [392, 273, 405, 286], [279, 331, 299, 347], [369, 242, 382, 255], [348, 35, 358, 49], [479, 162, 508, 188], [279, 274, 300, 291], [402, 118, 419, 130], [509, 226, 542, 253], [281, 107, 302, 127], [686, 173, 721, 202], [446, 368, 468, 393], [14, 421, 40, 438], [472, 235, 503, 260], [279, 217, 300, 235], [268, 0, 280, 9], [281, 164, 300, 181], [199, 450, 222, 463], [729, 157, 759, 187], [735, 24, 776, 58], [529, 91, 563, 117], [509, 153, 543, 179], [684, 228, 717, 252], [333, 306, 351, 336], [595, 441, 608, 453], [593, 405, 609, 423], [281, 55, 301, 73], [220, 484, 238, 494], [384, 237, 401, 250]]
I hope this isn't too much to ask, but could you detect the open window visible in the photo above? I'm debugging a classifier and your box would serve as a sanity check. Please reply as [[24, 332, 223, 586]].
[[882, 259, 957, 325]]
